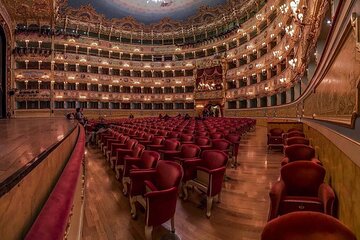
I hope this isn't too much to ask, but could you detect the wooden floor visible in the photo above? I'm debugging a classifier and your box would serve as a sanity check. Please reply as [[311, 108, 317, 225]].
[[82, 126, 283, 240], [0, 118, 76, 185]]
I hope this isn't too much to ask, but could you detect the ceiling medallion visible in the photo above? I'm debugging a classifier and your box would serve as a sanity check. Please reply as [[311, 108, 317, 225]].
[[146, 0, 174, 7]]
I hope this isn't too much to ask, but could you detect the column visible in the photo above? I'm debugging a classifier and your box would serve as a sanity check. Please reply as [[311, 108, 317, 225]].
[[267, 96, 272, 107], [277, 93, 282, 106], [286, 89, 292, 103], [294, 82, 301, 100]]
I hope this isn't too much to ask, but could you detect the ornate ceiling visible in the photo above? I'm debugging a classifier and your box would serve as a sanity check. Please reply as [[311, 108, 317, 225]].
[[1, 0, 53, 21], [66, 0, 227, 24]]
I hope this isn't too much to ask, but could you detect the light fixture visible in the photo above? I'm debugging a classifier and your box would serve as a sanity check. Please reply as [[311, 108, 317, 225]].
[[288, 58, 298, 68]]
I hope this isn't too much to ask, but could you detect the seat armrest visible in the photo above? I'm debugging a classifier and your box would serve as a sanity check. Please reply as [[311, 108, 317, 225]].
[[268, 181, 286, 221], [144, 180, 158, 192], [281, 157, 290, 166], [318, 183, 335, 216], [182, 159, 203, 168]]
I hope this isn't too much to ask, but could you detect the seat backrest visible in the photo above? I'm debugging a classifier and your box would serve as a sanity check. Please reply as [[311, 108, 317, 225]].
[[155, 160, 183, 190], [211, 139, 232, 151], [158, 130, 168, 137], [196, 131, 208, 137], [129, 129, 137, 135], [163, 139, 181, 150], [119, 135, 129, 144], [287, 128, 303, 133], [131, 144, 145, 158], [281, 161, 325, 197], [261, 211, 357, 240], [269, 128, 284, 136], [136, 131, 145, 138], [201, 150, 228, 170], [225, 134, 241, 143], [143, 133, 153, 141], [210, 133, 223, 139], [180, 144, 201, 158], [287, 131, 305, 138], [180, 134, 193, 142], [150, 129, 158, 134], [125, 139, 138, 149], [183, 129, 194, 134], [195, 137, 211, 146], [168, 132, 179, 138], [286, 137, 309, 146], [140, 150, 160, 169], [285, 144, 315, 161], [151, 136, 165, 145]]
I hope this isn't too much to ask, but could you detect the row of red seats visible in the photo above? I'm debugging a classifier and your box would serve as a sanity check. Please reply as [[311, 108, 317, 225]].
[[96, 117, 255, 239], [264, 128, 356, 239]]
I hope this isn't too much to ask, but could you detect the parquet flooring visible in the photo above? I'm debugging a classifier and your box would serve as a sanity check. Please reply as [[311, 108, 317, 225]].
[[82, 126, 283, 240]]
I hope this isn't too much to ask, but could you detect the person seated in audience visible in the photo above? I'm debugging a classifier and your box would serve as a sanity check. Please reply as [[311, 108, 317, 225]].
[[163, 114, 171, 121], [158, 113, 163, 119], [129, 113, 134, 119], [184, 113, 191, 120], [86, 118, 109, 146]]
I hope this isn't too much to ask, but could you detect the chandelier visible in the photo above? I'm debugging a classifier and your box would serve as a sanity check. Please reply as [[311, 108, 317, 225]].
[[146, 0, 174, 5]]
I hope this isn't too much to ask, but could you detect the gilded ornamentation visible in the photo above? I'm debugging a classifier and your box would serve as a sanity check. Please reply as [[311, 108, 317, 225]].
[[58, 0, 259, 33], [303, 33, 360, 126]]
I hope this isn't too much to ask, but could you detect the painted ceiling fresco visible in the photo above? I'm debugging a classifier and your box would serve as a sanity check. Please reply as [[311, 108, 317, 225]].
[[67, 0, 228, 24]]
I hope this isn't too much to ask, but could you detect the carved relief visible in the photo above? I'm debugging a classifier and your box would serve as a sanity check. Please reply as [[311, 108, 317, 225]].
[[303, 33, 360, 126]]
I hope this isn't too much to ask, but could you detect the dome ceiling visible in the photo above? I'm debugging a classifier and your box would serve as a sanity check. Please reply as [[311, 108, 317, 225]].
[[67, 0, 228, 24]]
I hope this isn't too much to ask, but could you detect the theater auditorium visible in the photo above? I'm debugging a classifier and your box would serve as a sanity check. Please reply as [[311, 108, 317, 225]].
[[0, 0, 359, 239]]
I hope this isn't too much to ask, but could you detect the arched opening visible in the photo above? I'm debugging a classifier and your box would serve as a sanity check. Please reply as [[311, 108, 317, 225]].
[[0, 25, 7, 118]]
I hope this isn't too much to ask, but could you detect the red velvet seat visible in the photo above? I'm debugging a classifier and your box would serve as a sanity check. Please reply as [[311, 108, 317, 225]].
[[102, 132, 122, 154], [283, 130, 305, 142], [182, 150, 228, 217], [287, 128, 303, 133], [110, 139, 138, 169], [267, 128, 284, 151], [282, 144, 321, 166], [167, 131, 179, 139], [147, 138, 176, 151], [97, 128, 115, 146], [205, 139, 232, 157], [115, 144, 145, 180], [157, 139, 181, 160], [179, 134, 194, 144], [262, 211, 356, 240], [155, 130, 168, 137], [129, 161, 183, 240], [146, 136, 165, 150], [98, 130, 117, 150], [284, 136, 310, 146], [132, 131, 145, 140], [210, 132, 223, 139], [141, 136, 164, 148], [225, 134, 241, 167], [137, 133, 154, 144], [283, 137, 310, 153], [172, 144, 201, 163], [268, 161, 335, 220], [106, 134, 129, 161], [196, 131, 209, 137], [122, 150, 160, 194]]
